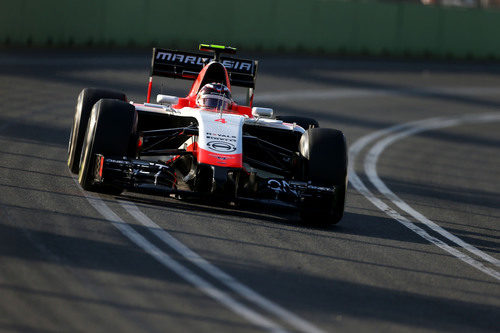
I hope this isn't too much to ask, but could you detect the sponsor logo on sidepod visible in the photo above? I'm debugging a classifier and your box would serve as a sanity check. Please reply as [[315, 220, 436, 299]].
[[206, 141, 237, 153]]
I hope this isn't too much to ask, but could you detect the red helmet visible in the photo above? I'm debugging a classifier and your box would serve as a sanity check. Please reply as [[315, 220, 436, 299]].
[[196, 83, 232, 110]]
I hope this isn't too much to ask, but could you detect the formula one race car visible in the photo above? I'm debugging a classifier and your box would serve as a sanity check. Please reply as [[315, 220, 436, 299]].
[[68, 44, 347, 225]]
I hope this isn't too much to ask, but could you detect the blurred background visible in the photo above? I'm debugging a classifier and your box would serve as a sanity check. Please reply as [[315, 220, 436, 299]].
[[1, 1, 499, 332], [1, 0, 499, 60]]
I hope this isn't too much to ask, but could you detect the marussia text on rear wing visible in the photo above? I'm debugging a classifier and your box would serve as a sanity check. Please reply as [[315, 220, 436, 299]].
[[151, 48, 258, 88]]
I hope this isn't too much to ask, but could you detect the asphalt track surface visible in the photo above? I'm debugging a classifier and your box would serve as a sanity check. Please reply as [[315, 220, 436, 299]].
[[0, 49, 499, 332]]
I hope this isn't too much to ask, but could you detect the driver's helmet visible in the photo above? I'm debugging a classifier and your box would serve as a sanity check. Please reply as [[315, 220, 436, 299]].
[[196, 83, 232, 110]]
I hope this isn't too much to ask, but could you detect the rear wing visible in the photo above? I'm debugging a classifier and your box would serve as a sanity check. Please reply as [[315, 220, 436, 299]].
[[151, 48, 258, 89]]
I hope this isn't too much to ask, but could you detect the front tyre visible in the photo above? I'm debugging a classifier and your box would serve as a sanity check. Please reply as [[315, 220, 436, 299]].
[[68, 88, 126, 174], [78, 99, 137, 193], [299, 128, 347, 226]]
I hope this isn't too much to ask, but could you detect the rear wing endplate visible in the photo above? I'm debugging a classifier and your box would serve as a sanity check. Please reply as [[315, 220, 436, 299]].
[[151, 48, 258, 89]]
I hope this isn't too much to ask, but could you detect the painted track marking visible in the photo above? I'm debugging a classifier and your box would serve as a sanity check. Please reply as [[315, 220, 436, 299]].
[[120, 200, 325, 333], [77, 187, 288, 333], [349, 113, 500, 280], [364, 114, 500, 267]]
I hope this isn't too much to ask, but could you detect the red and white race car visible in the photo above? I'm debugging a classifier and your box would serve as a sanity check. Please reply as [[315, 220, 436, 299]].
[[67, 44, 347, 225]]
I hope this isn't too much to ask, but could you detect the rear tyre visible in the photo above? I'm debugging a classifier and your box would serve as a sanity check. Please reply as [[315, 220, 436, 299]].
[[68, 88, 126, 174], [299, 128, 347, 226], [276, 115, 319, 130], [78, 99, 137, 193]]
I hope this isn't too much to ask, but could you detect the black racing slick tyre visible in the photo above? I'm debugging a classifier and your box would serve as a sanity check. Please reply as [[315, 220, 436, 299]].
[[299, 128, 347, 226], [68, 88, 127, 174], [78, 99, 137, 193], [276, 115, 319, 130]]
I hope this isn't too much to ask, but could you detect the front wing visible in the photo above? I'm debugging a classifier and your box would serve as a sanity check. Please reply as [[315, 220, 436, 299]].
[[93, 155, 337, 208]]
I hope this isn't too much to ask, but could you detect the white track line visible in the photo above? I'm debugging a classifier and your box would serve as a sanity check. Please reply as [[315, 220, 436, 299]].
[[349, 113, 500, 280], [120, 200, 325, 333], [364, 113, 500, 267], [78, 188, 288, 333]]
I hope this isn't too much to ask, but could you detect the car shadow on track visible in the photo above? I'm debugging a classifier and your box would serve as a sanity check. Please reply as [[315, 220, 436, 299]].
[[117, 192, 303, 227], [117, 192, 428, 247], [1, 214, 497, 333]]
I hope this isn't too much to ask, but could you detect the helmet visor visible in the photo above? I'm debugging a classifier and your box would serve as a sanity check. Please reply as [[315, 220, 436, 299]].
[[198, 95, 231, 110]]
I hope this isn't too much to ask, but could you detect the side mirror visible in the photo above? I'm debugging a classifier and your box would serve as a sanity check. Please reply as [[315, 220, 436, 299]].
[[252, 107, 274, 118], [157, 94, 179, 105]]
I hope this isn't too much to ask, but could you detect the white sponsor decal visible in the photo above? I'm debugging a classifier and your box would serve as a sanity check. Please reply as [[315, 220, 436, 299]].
[[221, 59, 252, 71], [156, 51, 253, 71], [156, 51, 207, 66], [267, 179, 300, 197]]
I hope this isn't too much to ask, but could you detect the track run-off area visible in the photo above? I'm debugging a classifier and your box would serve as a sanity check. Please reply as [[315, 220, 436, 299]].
[[0, 50, 499, 332]]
